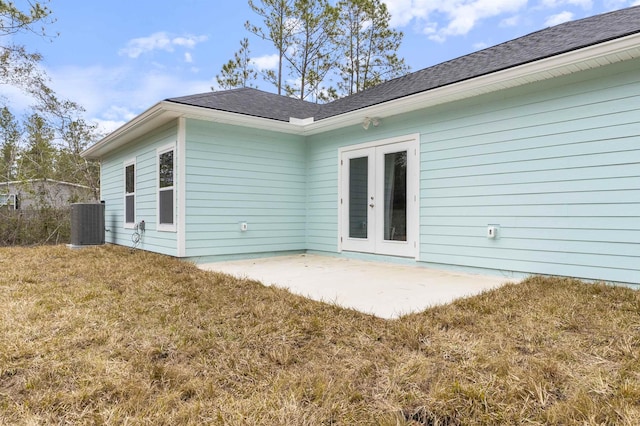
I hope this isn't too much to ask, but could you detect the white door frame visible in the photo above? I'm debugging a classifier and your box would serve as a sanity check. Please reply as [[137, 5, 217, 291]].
[[338, 133, 420, 259]]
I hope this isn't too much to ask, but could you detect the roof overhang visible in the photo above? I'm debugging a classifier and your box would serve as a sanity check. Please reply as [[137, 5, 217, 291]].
[[82, 32, 640, 160]]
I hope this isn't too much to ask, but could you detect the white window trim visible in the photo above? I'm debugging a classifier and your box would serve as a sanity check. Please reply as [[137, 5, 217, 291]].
[[124, 158, 136, 229], [337, 133, 420, 260], [157, 144, 176, 232]]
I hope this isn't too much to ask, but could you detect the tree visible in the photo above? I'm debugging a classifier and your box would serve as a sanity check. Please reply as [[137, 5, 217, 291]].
[[0, 106, 20, 181], [283, 0, 338, 101], [245, 0, 296, 95], [0, 1, 56, 101], [214, 38, 258, 90], [332, 0, 409, 98], [0, 1, 100, 192], [55, 119, 101, 196], [19, 113, 55, 180]]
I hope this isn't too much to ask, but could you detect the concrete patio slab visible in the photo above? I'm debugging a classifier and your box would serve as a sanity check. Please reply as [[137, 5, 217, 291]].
[[199, 254, 517, 319]]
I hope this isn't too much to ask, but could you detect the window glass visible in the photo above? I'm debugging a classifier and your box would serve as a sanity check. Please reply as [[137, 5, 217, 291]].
[[126, 164, 135, 194], [158, 149, 174, 227], [125, 195, 135, 223], [159, 150, 174, 188], [125, 162, 135, 225], [159, 189, 173, 224]]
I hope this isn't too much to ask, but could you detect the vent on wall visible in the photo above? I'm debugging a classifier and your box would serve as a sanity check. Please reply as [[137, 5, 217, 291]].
[[71, 203, 105, 246]]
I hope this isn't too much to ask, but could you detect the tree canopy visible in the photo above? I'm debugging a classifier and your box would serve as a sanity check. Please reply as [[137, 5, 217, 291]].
[[331, 0, 408, 99], [215, 38, 258, 90], [0, 1, 99, 192], [217, 0, 410, 102]]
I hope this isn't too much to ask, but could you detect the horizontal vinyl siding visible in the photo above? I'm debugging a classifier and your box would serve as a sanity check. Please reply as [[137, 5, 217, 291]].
[[184, 120, 306, 257], [419, 59, 640, 283], [100, 122, 178, 256], [305, 58, 640, 283]]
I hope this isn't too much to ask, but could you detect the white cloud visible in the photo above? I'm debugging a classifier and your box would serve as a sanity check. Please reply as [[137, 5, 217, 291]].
[[101, 105, 137, 122], [184, 52, 193, 63], [0, 85, 34, 112], [119, 32, 172, 58], [119, 32, 208, 59], [92, 118, 128, 135], [604, 0, 639, 7], [382, 0, 427, 27], [252, 53, 279, 70], [381, 0, 528, 42], [540, 0, 592, 8], [172, 35, 208, 49], [544, 11, 574, 26], [500, 15, 521, 27], [41, 64, 214, 135]]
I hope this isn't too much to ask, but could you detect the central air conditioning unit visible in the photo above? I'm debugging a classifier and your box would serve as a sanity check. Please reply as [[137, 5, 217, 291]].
[[70, 203, 105, 246]]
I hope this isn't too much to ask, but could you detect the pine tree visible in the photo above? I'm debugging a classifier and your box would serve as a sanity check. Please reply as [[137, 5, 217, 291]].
[[56, 119, 100, 194], [0, 106, 20, 181], [19, 113, 55, 180], [333, 0, 409, 98], [284, 0, 338, 101], [245, 0, 296, 95], [237, 0, 409, 101], [214, 38, 258, 90]]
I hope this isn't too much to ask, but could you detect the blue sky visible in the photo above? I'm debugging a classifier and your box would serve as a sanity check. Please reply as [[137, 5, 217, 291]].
[[7, 0, 640, 134]]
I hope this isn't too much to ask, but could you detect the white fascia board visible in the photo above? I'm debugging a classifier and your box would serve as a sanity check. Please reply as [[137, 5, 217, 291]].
[[83, 32, 640, 158], [301, 32, 640, 135], [289, 117, 314, 125], [82, 101, 300, 159], [166, 102, 301, 134], [317, 35, 640, 132], [82, 102, 174, 159]]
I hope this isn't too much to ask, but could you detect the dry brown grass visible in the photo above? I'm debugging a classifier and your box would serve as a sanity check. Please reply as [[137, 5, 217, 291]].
[[0, 245, 639, 425]]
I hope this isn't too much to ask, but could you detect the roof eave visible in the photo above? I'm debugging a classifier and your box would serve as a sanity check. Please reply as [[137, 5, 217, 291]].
[[82, 102, 174, 159], [82, 102, 300, 159], [301, 32, 640, 135], [83, 32, 640, 159]]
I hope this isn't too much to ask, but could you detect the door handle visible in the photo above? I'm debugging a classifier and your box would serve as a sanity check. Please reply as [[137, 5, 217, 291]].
[[369, 203, 375, 208]]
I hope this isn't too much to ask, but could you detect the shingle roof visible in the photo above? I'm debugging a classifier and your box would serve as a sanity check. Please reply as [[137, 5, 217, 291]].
[[167, 6, 640, 122], [168, 88, 321, 121]]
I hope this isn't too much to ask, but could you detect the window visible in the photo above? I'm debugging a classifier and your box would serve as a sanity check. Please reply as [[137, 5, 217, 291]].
[[158, 147, 175, 231], [124, 160, 135, 227]]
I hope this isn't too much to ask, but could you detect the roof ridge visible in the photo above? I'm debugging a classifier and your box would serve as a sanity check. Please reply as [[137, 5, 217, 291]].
[[166, 6, 640, 122]]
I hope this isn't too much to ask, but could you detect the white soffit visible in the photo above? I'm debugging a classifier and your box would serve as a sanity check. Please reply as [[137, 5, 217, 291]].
[[303, 33, 640, 135], [83, 32, 640, 159]]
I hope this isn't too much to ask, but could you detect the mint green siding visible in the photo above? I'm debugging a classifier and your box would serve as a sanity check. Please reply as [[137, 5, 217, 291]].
[[305, 59, 640, 284], [183, 120, 306, 258], [416, 60, 640, 283], [100, 122, 178, 256], [99, 58, 640, 284]]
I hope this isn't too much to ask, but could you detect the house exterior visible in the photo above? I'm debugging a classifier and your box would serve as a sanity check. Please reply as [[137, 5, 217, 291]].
[[83, 7, 640, 285], [0, 179, 95, 210]]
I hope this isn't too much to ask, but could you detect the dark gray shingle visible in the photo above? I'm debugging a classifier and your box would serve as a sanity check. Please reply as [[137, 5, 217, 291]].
[[168, 88, 320, 122], [167, 6, 640, 122]]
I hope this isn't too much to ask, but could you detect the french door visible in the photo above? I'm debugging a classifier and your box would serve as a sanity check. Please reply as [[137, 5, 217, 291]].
[[339, 136, 419, 258]]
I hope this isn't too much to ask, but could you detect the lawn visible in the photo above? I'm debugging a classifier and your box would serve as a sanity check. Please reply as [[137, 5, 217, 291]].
[[0, 245, 639, 425]]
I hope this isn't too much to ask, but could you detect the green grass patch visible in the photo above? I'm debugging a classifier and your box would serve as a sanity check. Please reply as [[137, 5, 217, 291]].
[[0, 245, 638, 424]]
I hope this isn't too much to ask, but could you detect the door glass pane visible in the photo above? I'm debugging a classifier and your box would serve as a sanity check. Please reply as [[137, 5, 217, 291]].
[[349, 156, 368, 239], [384, 151, 407, 242]]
